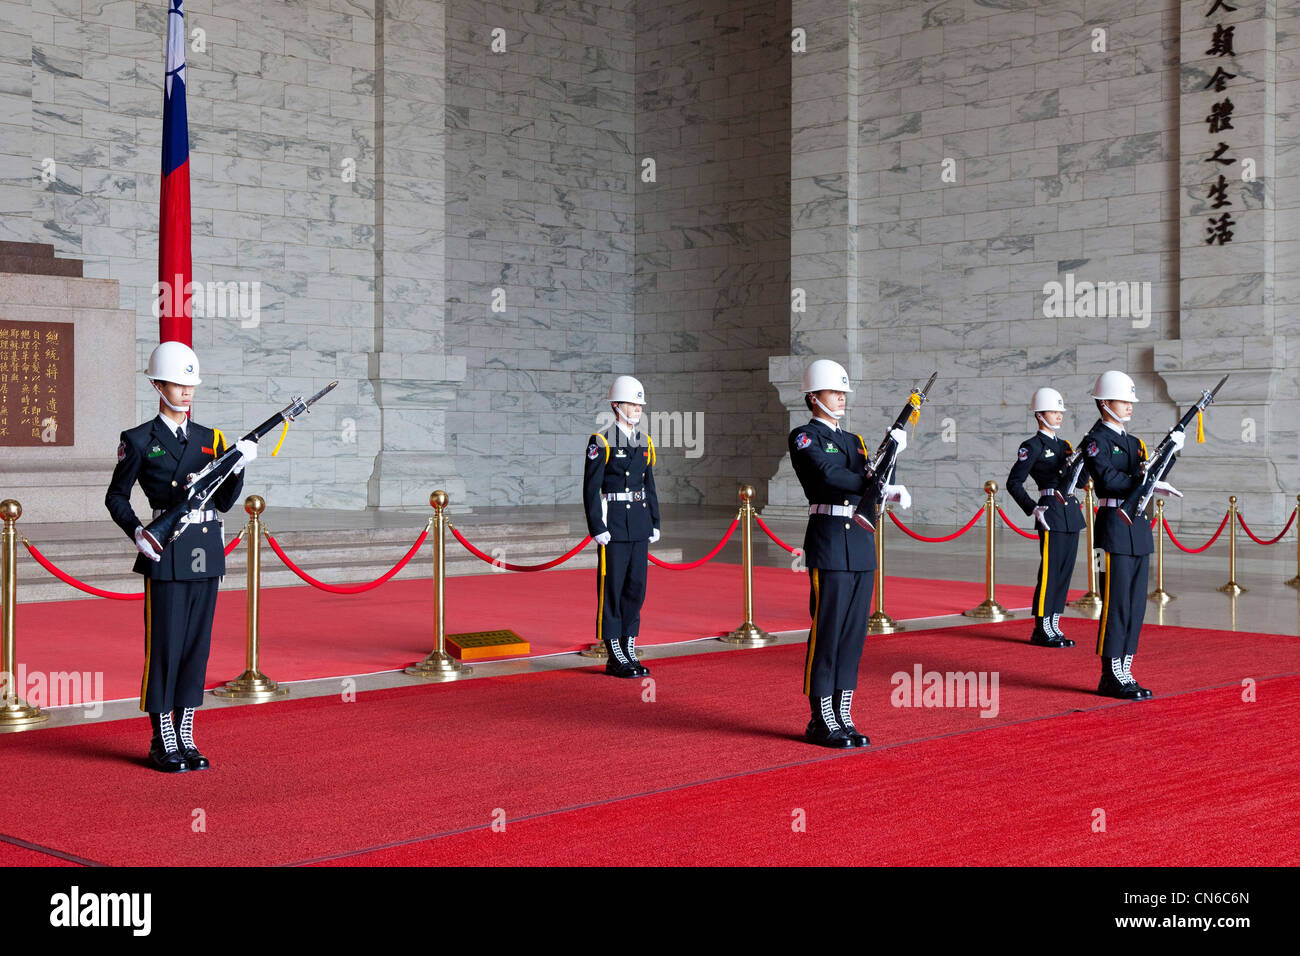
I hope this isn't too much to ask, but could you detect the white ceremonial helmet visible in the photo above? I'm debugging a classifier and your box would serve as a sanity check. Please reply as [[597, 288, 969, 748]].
[[608, 375, 645, 405], [145, 341, 201, 386], [1091, 370, 1138, 402], [801, 359, 853, 393], [1030, 387, 1066, 413]]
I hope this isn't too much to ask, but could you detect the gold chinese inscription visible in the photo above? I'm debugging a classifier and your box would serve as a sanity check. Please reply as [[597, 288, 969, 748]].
[[0, 320, 74, 446]]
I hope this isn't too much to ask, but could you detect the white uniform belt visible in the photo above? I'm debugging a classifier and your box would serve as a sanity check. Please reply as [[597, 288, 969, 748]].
[[809, 504, 855, 517], [1097, 498, 1122, 508], [152, 508, 218, 522], [603, 491, 646, 502]]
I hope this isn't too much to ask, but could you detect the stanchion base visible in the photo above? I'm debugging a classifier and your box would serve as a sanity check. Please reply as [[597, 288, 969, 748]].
[[719, 622, 778, 646], [962, 600, 1013, 621], [0, 700, 50, 730], [867, 611, 905, 635], [1070, 592, 1103, 618], [1148, 589, 1175, 605], [1217, 581, 1247, 596], [212, 670, 290, 700], [406, 651, 472, 681]]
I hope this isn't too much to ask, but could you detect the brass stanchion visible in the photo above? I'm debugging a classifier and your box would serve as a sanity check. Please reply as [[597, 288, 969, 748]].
[[963, 481, 1012, 620], [407, 490, 471, 680], [579, 543, 611, 659], [1069, 480, 1102, 617], [0, 500, 48, 729], [721, 485, 776, 645], [214, 496, 289, 700], [868, 504, 903, 634], [1287, 495, 1300, 589], [1217, 495, 1246, 595], [1148, 498, 1174, 605]]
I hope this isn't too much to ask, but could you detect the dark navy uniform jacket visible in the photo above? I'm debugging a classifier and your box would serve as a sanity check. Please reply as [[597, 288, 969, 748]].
[[1006, 431, 1086, 533], [105, 417, 243, 580], [788, 418, 876, 572], [582, 424, 660, 542], [1082, 418, 1171, 556]]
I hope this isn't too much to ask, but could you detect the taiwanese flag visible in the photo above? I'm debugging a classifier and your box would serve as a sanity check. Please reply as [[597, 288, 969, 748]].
[[159, 0, 191, 345]]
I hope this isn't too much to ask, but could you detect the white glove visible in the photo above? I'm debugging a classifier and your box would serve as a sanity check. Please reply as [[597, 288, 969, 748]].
[[594, 531, 612, 546], [883, 483, 911, 510], [889, 427, 907, 453], [649, 528, 660, 544], [1169, 431, 1185, 453], [1032, 505, 1051, 531], [134, 526, 162, 562], [1153, 480, 1182, 498], [232, 438, 258, 475]]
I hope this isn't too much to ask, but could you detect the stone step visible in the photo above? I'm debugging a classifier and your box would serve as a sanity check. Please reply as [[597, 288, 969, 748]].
[[0, 254, 83, 277]]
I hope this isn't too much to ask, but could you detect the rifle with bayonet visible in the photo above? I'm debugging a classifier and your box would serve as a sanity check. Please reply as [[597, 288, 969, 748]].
[[852, 372, 938, 532], [1054, 440, 1088, 504], [1117, 374, 1228, 527], [142, 381, 339, 550]]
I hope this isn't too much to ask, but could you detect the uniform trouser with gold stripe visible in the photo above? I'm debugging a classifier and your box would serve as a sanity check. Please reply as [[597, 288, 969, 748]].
[[1095, 552, 1149, 659], [141, 577, 219, 713], [597, 540, 648, 642], [803, 568, 873, 698], [1033, 529, 1079, 619]]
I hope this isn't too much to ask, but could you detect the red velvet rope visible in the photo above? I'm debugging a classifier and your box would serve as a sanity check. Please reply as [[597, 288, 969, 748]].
[[753, 513, 802, 555], [450, 526, 592, 572], [265, 527, 429, 593], [995, 506, 1040, 539], [1163, 512, 1230, 554], [22, 533, 240, 600], [1237, 509, 1298, 546], [23, 539, 144, 600], [648, 519, 739, 569], [889, 507, 984, 543]]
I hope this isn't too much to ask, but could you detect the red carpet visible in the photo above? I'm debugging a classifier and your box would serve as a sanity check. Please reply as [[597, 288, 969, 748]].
[[0, 620, 1294, 866], [11, 565, 1071, 704]]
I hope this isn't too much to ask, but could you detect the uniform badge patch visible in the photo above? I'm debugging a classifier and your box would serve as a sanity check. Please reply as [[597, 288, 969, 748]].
[[825, 443, 840, 453], [1087, 441, 1099, 457], [147, 443, 165, 458], [1017, 447, 1029, 461], [615, 448, 627, 458], [1043, 449, 1054, 458], [795, 432, 811, 450], [587, 443, 599, 461], [117, 441, 126, 462]]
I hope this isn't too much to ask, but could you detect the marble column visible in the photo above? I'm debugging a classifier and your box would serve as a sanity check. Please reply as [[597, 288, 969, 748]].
[[767, 0, 866, 515], [368, 0, 466, 507], [1159, 0, 1286, 523]]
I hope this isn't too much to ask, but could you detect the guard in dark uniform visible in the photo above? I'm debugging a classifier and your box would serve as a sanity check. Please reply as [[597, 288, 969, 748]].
[[1006, 386, 1086, 648], [582, 375, 660, 678], [1083, 370, 1182, 700], [105, 342, 257, 772], [789, 359, 910, 748]]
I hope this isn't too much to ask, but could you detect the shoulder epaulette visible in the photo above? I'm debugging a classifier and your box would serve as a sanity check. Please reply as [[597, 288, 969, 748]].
[[646, 434, 656, 467]]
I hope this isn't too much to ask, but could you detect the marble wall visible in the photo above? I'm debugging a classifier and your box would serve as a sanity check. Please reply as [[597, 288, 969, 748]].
[[771, 0, 1299, 528]]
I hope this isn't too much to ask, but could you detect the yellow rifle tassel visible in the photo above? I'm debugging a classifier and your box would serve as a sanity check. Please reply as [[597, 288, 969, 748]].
[[1197, 408, 1205, 444], [271, 419, 290, 457]]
